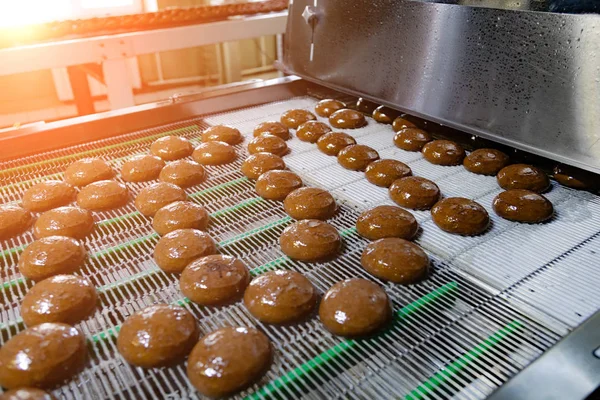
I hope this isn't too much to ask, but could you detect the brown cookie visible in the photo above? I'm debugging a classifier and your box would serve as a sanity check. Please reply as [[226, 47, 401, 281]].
[[21, 275, 97, 327], [159, 159, 206, 188], [356, 205, 418, 240], [296, 121, 332, 143], [319, 278, 391, 337], [64, 159, 115, 187], [244, 270, 317, 324], [372, 106, 400, 124], [283, 187, 336, 220], [392, 116, 417, 132], [150, 136, 193, 161], [18, 236, 86, 281], [0, 205, 33, 240], [253, 121, 290, 140], [422, 140, 466, 166], [187, 327, 271, 398], [0, 323, 87, 389], [365, 159, 412, 187], [389, 176, 441, 210], [361, 238, 429, 284], [255, 170, 303, 201], [248, 135, 288, 157], [153, 228, 216, 273], [22, 180, 76, 212], [0, 388, 55, 400], [280, 109, 316, 129], [241, 153, 285, 180], [497, 164, 550, 193], [315, 99, 345, 117], [280, 219, 341, 261], [329, 109, 367, 129], [337, 144, 380, 171], [120, 154, 165, 182], [316, 132, 357, 156], [431, 197, 489, 235], [152, 201, 209, 236], [553, 165, 596, 190], [192, 141, 237, 165], [117, 304, 199, 368], [134, 182, 187, 216], [492, 189, 553, 223], [394, 128, 432, 152], [463, 148, 510, 175], [33, 207, 94, 239], [180, 255, 249, 305], [76, 180, 129, 211], [201, 125, 242, 145]]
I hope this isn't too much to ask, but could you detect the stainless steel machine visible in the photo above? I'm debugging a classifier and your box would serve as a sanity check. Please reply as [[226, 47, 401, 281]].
[[1, 1, 600, 399]]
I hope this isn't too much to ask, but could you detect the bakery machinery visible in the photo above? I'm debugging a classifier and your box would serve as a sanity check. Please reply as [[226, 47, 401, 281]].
[[1, 0, 600, 399]]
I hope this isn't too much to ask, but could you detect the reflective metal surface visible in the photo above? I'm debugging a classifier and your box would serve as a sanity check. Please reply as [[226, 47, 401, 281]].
[[282, 0, 600, 173]]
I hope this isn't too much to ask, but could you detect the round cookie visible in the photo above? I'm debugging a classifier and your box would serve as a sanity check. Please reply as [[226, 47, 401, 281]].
[[117, 304, 199, 368], [296, 121, 332, 143], [192, 141, 236, 165], [0, 388, 55, 400], [180, 255, 249, 305], [431, 197, 489, 235], [21, 275, 97, 327], [361, 238, 429, 284], [241, 153, 285, 180], [497, 164, 550, 193], [244, 270, 317, 324], [280, 109, 316, 129], [283, 187, 336, 220], [372, 105, 400, 124], [64, 158, 114, 187], [319, 278, 391, 337], [18, 236, 86, 281], [354, 98, 378, 114], [33, 207, 94, 239], [0, 205, 33, 240], [365, 159, 412, 187], [0, 323, 87, 389], [22, 180, 76, 212], [553, 165, 596, 190], [394, 128, 432, 152], [150, 136, 193, 161], [76, 180, 129, 211], [317, 132, 357, 156], [337, 144, 380, 171], [392, 116, 417, 132], [356, 205, 418, 240], [389, 176, 441, 210], [315, 99, 345, 117], [248, 135, 288, 157], [153, 228, 216, 273], [253, 121, 290, 140], [152, 201, 209, 235], [201, 125, 242, 145], [187, 327, 271, 398], [422, 140, 466, 166], [120, 154, 165, 182], [159, 159, 206, 188], [134, 182, 187, 216], [463, 148, 510, 175], [255, 170, 303, 201], [279, 219, 341, 262], [329, 109, 367, 129], [493, 189, 553, 223]]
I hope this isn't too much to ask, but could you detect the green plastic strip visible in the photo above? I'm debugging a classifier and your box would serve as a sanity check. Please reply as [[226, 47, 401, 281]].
[[0, 125, 199, 178], [404, 319, 523, 400], [245, 281, 459, 400]]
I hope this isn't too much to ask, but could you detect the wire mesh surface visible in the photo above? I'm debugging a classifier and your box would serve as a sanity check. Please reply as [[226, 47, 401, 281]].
[[0, 95, 598, 399]]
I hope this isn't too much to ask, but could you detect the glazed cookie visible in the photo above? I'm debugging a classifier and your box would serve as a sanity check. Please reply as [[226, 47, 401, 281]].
[[329, 109, 367, 129], [0, 205, 33, 240], [296, 121, 332, 143], [201, 125, 242, 145], [152, 201, 209, 235], [255, 170, 303, 201], [159, 159, 206, 188], [279, 219, 341, 262], [241, 153, 285, 180], [422, 140, 466, 166], [337, 144, 380, 171], [76, 180, 129, 210], [553, 165, 596, 190], [372, 105, 400, 124], [22, 180, 76, 212], [280, 109, 316, 129], [463, 148, 510, 176], [317, 132, 357, 156], [389, 176, 441, 210], [0, 388, 55, 400], [134, 182, 187, 216], [192, 141, 236, 165], [180, 255, 249, 305], [492, 189, 553, 223], [497, 164, 550, 193], [120, 154, 165, 182], [247, 135, 288, 157], [64, 159, 114, 187], [431, 197, 489, 235], [253, 121, 290, 140], [392, 116, 417, 132], [356, 205, 418, 240], [283, 187, 336, 220], [18, 236, 86, 281], [394, 128, 432, 152], [117, 304, 199, 368], [365, 159, 411, 187], [33, 207, 94, 239], [150, 136, 193, 161], [361, 238, 429, 284], [153, 228, 216, 273], [315, 99, 345, 117]]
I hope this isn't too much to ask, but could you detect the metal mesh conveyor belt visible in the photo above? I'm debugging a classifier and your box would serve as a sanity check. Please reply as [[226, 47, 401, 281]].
[[1, 95, 599, 399]]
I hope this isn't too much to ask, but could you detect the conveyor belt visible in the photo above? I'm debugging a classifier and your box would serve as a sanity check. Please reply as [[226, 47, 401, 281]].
[[1, 96, 599, 399]]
